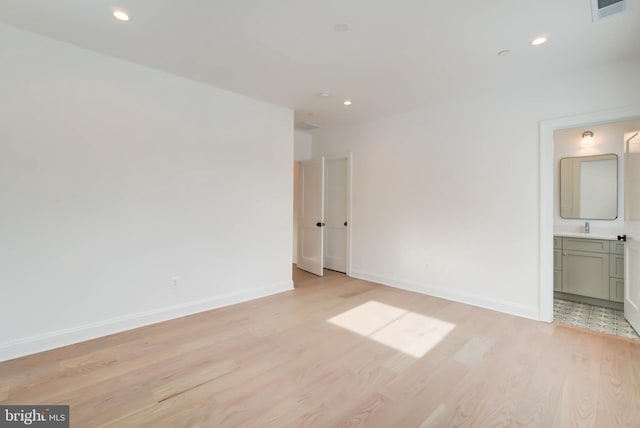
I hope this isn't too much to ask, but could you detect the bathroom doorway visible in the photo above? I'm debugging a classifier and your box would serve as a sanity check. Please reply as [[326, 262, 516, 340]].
[[539, 106, 640, 338]]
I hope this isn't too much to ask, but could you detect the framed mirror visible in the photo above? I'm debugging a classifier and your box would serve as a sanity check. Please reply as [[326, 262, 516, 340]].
[[560, 154, 618, 219]]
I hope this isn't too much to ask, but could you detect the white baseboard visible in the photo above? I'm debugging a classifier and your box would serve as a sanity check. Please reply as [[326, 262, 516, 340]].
[[350, 270, 539, 321], [0, 281, 293, 362]]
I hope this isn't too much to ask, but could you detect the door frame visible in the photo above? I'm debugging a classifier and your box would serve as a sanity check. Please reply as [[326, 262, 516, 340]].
[[323, 152, 353, 276], [539, 105, 640, 322]]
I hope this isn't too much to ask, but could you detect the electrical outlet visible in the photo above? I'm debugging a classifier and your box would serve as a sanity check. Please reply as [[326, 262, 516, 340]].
[[425, 264, 430, 272], [171, 276, 180, 288]]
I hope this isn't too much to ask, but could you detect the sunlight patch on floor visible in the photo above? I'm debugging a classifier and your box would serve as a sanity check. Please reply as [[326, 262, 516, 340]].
[[327, 301, 455, 358]]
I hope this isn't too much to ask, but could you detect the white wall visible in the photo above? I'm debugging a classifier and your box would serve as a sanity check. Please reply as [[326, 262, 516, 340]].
[[294, 130, 313, 161], [554, 119, 640, 232], [0, 24, 293, 361], [313, 58, 640, 320]]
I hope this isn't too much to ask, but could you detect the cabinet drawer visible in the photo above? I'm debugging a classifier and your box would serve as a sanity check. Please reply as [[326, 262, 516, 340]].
[[554, 270, 562, 291], [610, 277, 624, 303], [553, 236, 562, 250], [610, 241, 625, 255], [610, 254, 624, 278], [562, 237, 609, 254], [553, 249, 562, 270]]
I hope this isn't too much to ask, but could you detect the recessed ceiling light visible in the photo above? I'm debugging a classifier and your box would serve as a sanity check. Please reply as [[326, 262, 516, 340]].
[[317, 90, 330, 97], [113, 10, 130, 21], [531, 36, 547, 46], [333, 23, 350, 32], [343, 100, 352, 106], [497, 50, 511, 56]]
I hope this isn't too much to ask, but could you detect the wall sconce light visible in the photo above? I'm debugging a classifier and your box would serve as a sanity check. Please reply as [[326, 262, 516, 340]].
[[581, 131, 594, 147]]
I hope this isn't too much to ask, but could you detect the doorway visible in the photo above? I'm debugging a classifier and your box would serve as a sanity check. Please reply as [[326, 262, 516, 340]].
[[296, 154, 351, 277], [539, 106, 640, 334]]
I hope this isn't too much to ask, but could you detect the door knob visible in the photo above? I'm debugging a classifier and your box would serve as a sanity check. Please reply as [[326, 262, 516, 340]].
[[344, 221, 348, 227], [617, 235, 627, 242], [316, 222, 325, 227]]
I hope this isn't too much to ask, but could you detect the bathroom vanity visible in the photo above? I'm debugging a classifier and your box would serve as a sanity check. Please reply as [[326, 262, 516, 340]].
[[554, 234, 624, 309], [554, 151, 624, 308]]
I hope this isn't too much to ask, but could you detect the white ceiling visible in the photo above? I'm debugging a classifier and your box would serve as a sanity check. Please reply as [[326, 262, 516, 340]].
[[1, 0, 639, 130]]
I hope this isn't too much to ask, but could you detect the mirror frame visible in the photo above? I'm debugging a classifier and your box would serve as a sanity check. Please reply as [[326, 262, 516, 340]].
[[559, 153, 618, 220]]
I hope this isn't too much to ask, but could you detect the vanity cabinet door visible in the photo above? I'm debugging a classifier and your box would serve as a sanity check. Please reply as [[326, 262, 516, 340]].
[[610, 254, 624, 278], [610, 278, 624, 303], [562, 250, 610, 300]]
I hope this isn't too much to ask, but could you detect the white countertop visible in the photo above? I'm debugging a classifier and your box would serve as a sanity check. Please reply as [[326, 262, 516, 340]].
[[553, 228, 623, 241]]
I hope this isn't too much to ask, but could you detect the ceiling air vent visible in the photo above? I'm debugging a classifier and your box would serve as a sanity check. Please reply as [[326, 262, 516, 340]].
[[592, 0, 626, 21], [295, 121, 320, 131]]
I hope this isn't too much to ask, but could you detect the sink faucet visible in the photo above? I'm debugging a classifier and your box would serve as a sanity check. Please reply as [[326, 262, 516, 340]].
[[585, 222, 590, 233]]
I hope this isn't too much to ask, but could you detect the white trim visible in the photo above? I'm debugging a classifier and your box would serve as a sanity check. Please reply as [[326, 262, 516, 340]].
[[539, 105, 640, 323], [0, 281, 293, 362], [351, 269, 539, 321]]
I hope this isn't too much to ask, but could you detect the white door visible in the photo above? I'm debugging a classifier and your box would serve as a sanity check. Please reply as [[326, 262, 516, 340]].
[[624, 134, 640, 334], [324, 158, 348, 273], [297, 157, 325, 276]]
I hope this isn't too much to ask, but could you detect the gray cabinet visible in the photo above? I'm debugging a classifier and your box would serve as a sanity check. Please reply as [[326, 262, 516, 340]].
[[553, 238, 562, 291], [554, 236, 624, 304], [610, 277, 625, 303], [562, 249, 610, 299], [563, 237, 609, 253], [553, 236, 563, 250], [610, 254, 625, 279], [610, 241, 625, 255], [609, 246, 625, 303], [553, 270, 562, 292]]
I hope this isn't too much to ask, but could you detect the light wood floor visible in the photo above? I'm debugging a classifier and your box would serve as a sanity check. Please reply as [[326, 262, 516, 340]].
[[1, 268, 639, 427]]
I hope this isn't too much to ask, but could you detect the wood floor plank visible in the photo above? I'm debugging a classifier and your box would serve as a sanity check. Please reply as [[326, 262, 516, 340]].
[[628, 344, 640, 427], [553, 328, 604, 427], [511, 324, 568, 427], [1, 266, 639, 427]]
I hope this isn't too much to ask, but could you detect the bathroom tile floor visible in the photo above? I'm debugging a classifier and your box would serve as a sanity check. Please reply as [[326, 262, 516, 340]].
[[554, 298, 640, 340]]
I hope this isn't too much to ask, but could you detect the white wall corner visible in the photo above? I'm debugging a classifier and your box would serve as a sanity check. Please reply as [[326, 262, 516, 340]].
[[0, 281, 293, 363]]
